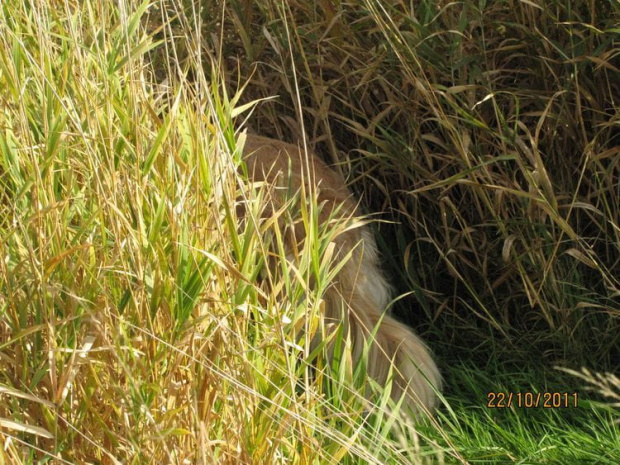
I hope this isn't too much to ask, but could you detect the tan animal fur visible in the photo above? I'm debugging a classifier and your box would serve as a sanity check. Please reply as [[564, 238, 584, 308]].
[[241, 133, 441, 416]]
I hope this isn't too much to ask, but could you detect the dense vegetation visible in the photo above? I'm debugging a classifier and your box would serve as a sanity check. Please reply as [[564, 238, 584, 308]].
[[1, 0, 618, 463]]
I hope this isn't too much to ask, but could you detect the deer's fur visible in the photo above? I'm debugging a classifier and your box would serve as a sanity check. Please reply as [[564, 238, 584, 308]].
[[241, 133, 441, 416]]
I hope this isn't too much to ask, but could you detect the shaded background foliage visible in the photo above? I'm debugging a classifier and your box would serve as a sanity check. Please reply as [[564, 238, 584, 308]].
[[147, 0, 619, 375]]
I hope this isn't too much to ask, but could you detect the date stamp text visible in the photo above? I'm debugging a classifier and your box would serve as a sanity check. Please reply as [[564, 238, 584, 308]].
[[486, 391, 578, 409]]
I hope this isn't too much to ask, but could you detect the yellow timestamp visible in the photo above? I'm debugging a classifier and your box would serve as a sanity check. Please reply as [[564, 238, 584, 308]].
[[486, 391, 579, 409]]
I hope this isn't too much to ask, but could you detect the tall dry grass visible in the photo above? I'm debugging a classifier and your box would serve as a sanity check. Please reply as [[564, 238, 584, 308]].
[[1, 0, 619, 463], [0, 0, 447, 462], [186, 0, 619, 365]]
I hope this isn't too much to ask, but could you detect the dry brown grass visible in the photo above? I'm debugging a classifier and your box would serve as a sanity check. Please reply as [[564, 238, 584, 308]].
[[1, 0, 619, 463], [147, 0, 620, 365]]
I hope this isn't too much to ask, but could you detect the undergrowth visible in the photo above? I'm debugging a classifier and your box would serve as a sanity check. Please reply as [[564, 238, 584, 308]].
[[1, 0, 618, 463]]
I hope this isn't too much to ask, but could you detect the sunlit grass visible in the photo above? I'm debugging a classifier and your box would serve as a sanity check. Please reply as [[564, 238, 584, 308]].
[[1, 0, 618, 463]]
